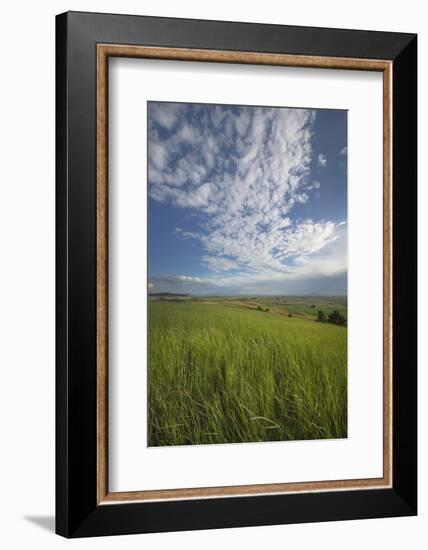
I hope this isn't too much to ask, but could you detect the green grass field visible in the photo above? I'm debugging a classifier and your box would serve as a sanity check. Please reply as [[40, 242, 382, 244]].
[[148, 296, 347, 447]]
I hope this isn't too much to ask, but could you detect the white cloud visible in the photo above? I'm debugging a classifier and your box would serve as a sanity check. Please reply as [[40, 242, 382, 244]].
[[178, 123, 198, 143], [152, 274, 206, 284], [210, 105, 226, 128], [175, 275, 203, 283], [149, 142, 168, 171], [201, 256, 237, 272], [148, 102, 179, 129], [235, 110, 251, 137], [176, 182, 213, 208], [150, 224, 347, 294], [277, 220, 341, 258], [148, 103, 346, 286], [317, 153, 327, 167]]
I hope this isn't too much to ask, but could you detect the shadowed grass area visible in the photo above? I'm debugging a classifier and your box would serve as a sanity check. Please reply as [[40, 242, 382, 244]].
[[148, 301, 347, 446]]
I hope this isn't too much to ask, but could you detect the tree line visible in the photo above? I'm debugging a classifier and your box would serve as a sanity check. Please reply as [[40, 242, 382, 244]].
[[316, 309, 347, 326]]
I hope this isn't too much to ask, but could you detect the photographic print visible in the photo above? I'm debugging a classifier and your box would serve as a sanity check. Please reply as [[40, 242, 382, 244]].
[[57, 14, 417, 536], [147, 101, 347, 447]]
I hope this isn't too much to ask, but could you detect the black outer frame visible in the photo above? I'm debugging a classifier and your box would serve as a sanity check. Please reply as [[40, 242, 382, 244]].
[[56, 11, 417, 538]]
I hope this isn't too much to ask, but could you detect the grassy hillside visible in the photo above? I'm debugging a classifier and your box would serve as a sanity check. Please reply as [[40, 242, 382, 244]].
[[148, 297, 347, 447]]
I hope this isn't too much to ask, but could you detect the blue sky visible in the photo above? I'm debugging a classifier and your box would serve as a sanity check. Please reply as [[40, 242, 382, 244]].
[[148, 101, 347, 295]]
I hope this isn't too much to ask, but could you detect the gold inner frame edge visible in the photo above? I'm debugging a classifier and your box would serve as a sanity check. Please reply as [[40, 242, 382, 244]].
[[96, 44, 393, 505]]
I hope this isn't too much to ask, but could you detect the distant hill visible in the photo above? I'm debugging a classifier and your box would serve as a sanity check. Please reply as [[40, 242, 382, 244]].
[[149, 292, 191, 297]]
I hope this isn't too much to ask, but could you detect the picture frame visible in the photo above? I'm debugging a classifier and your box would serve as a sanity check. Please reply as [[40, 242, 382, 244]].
[[56, 11, 417, 538]]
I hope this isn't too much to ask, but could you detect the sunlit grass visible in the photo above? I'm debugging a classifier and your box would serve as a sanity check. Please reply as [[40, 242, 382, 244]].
[[148, 301, 347, 446]]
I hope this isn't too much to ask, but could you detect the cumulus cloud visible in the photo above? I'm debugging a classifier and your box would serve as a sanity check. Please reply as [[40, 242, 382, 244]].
[[277, 220, 343, 258], [317, 153, 328, 167], [149, 222, 347, 295], [151, 274, 205, 284], [148, 102, 346, 291], [201, 255, 238, 272], [149, 102, 179, 129]]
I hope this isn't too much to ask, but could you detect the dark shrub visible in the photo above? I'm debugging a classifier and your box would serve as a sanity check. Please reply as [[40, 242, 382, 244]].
[[327, 310, 347, 326], [317, 310, 326, 323]]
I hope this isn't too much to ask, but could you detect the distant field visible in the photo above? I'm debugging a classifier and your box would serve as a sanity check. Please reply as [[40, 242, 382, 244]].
[[148, 296, 347, 447]]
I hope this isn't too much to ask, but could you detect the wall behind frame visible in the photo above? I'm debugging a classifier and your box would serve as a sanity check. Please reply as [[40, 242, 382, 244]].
[[0, 1, 424, 549]]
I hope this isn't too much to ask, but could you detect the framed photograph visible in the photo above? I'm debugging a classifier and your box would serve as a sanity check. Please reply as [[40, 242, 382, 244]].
[[56, 11, 417, 538]]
